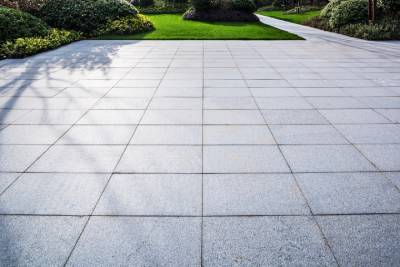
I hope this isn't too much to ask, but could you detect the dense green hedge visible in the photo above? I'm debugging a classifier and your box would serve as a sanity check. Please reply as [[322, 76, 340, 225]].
[[0, 29, 81, 58], [38, 0, 138, 34], [103, 14, 154, 34], [0, 6, 50, 42], [328, 0, 368, 28]]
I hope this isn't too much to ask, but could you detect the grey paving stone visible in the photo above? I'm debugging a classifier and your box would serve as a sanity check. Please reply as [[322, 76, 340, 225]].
[[358, 97, 400, 108], [161, 79, 202, 88], [256, 97, 313, 109], [67, 217, 201, 266], [0, 215, 86, 266], [77, 110, 144, 125], [296, 172, 400, 214], [247, 79, 291, 88], [204, 68, 242, 79], [155, 87, 202, 97], [296, 87, 346, 97], [306, 97, 368, 109], [385, 172, 400, 189], [0, 109, 29, 124], [203, 125, 275, 144], [205, 79, 246, 88], [203, 216, 337, 266], [376, 109, 400, 123], [204, 174, 310, 215], [204, 87, 251, 97], [94, 174, 201, 215], [149, 97, 202, 109], [105, 87, 156, 97], [56, 87, 110, 98], [0, 145, 48, 172], [0, 173, 19, 193], [336, 124, 400, 144], [250, 87, 299, 97], [356, 144, 400, 171], [203, 97, 257, 109], [0, 173, 109, 215], [131, 125, 202, 144], [0, 125, 69, 144], [317, 215, 400, 267], [262, 110, 328, 124], [204, 145, 289, 173], [115, 79, 160, 88], [319, 109, 390, 124], [281, 145, 376, 172], [141, 110, 202, 125], [271, 125, 348, 144], [14, 110, 86, 125], [74, 79, 118, 88], [29, 145, 125, 173], [93, 98, 150, 110], [204, 110, 265, 124], [57, 125, 135, 145], [116, 145, 202, 173]]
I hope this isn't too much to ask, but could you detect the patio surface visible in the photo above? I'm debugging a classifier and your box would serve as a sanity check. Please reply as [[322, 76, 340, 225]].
[[1, 17, 400, 266]]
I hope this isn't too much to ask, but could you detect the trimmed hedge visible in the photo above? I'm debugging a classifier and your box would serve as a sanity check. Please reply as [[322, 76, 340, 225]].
[[0, 6, 50, 42], [38, 0, 138, 34], [329, 0, 368, 28], [0, 28, 81, 59], [232, 0, 257, 12], [104, 14, 154, 34]]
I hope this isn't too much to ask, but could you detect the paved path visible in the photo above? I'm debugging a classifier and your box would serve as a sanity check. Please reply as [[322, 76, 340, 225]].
[[0, 19, 400, 266]]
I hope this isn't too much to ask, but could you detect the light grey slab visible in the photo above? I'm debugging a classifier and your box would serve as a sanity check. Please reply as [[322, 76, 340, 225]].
[[376, 109, 400, 123], [262, 110, 328, 125], [105, 87, 156, 97], [204, 87, 251, 97], [155, 87, 203, 97], [93, 98, 150, 110], [358, 96, 400, 108], [141, 110, 202, 125], [67, 217, 201, 266], [131, 125, 202, 145], [0, 173, 109, 215], [0, 173, 19, 193], [94, 174, 202, 215], [116, 145, 202, 173], [14, 110, 86, 125], [281, 145, 376, 172], [0, 215, 86, 266], [296, 172, 400, 214], [115, 79, 160, 88], [0, 109, 30, 124], [306, 97, 368, 109], [203, 216, 337, 266], [385, 172, 400, 189], [77, 110, 144, 125], [271, 125, 348, 144], [204, 110, 265, 124], [203, 97, 257, 109], [317, 215, 400, 267], [56, 87, 109, 98], [356, 144, 400, 171], [336, 124, 400, 144], [204, 145, 289, 173], [203, 125, 275, 144], [205, 79, 246, 88], [256, 97, 313, 109], [319, 109, 390, 124], [149, 97, 202, 109], [57, 125, 136, 145], [204, 174, 310, 215], [250, 87, 299, 97], [0, 125, 69, 144], [29, 145, 125, 173], [0, 145, 48, 172]]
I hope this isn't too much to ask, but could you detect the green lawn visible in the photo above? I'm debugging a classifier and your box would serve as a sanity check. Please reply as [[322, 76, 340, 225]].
[[257, 10, 320, 24], [98, 14, 302, 40]]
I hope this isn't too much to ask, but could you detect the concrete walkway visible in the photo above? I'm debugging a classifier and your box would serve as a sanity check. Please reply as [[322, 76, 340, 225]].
[[0, 19, 400, 266]]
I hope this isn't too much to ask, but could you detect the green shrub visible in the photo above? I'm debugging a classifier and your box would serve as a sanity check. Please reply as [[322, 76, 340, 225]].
[[340, 19, 400, 40], [38, 0, 138, 34], [320, 0, 347, 18], [378, 0, 400, 14], [0, 6, 49, 42], [232, 0, 257, 12], [0, 28, 81, 58], [103, 14, 154, 34], [130, 0, 154, 7], [191, 0, 213, 10], [329, 0, 368, 29]]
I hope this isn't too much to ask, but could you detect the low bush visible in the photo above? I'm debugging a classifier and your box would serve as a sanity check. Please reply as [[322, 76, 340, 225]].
[[38, 0, 138, 34], [340, 18, 400, 40], [183, 6, 259, 21], [0, 6, 50, 42], [139, 5, 188, 13], [319, 0, 346, 18], [0, 28, 81, 59], [378, 0, 400, 14], [103, 14, 154, 34], [130, 0, 154, 7], [329, 0, 368, 29], [232, 0, 257, 12], [191, 0, 214, 10]]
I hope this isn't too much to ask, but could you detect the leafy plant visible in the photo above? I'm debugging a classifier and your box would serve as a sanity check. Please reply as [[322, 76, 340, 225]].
[[103, 14, 154, 34], [0, 6, 50, 42], [38, 0, 138, 34], [191, 0, 213, 10], [232, 0, 257, 12], [130, 0, 154, 7], [329, 0, 368, 29], [320, 0, 346, 18]]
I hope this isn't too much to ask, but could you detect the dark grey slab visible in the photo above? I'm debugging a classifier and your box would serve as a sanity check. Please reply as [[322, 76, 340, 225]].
[[0, 215, 86, 266], [203, 216, 337, 266], [317, 215, 400, 267], [67, 217, 201, 266]]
